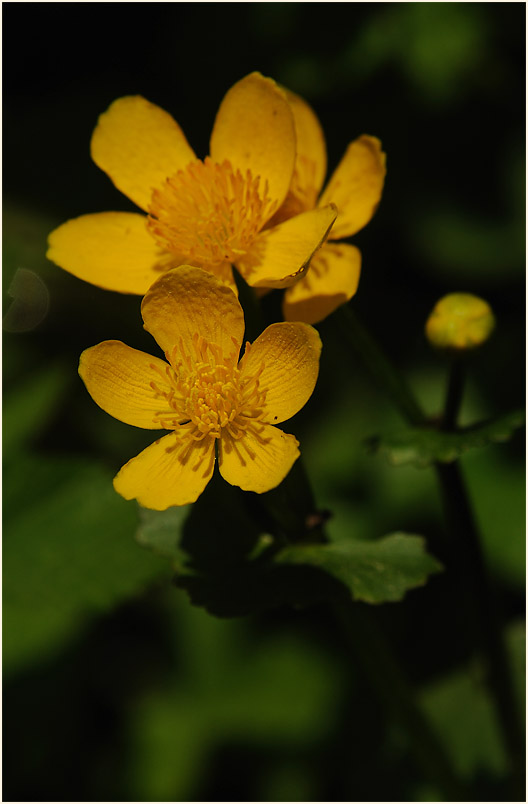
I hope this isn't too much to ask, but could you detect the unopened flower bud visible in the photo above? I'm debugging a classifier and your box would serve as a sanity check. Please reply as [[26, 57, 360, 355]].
[[425, 293, 495, 353]]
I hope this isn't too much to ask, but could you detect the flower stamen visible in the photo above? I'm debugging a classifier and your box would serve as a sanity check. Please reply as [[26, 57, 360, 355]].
[[151, 336, 267, 441], [147, 157, 277, 269]]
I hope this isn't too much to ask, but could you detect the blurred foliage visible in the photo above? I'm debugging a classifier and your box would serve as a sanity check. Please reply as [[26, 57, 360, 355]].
[[3, 361, 170, 675], [127, 600, 345, 801], [419, 621, 525, 781], [366, 409, 525, 468], [3, 2, 525, 802]]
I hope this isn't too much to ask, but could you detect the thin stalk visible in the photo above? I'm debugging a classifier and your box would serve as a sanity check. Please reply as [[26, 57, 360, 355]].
[[436, 359, 524, 796], [442, 357, 466, 431], [334, 304, 426, 426], [336, 301, 524, 795], [435, 461, 524, 797]]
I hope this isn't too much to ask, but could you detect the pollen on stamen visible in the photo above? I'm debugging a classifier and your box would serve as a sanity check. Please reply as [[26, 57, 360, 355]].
[[149, 335, 269, 446], [147, 157, 277, 268]]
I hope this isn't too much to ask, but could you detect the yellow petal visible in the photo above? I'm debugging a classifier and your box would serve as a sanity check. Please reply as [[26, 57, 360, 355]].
[[283, 242, 361, 325], [267, 90, 327, 226], [319, 135, 386, 238], [286, 89, 327, 197], [47, 212, 172, 294], [240, 322, 321, 423], [240, 204, 337, 289], [141, 265, 244, 362], [209, 72, 296, 217], [91, 96, 196, 212], [79, 340, 176, 429], [202, 260, 239, 296], [114, 429, 216, 509], [218, 424, 299, 493]]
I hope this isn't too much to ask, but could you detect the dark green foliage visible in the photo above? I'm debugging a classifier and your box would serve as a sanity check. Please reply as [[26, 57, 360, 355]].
[[367, 410, 525, 467], [3, 2, 524, 801]]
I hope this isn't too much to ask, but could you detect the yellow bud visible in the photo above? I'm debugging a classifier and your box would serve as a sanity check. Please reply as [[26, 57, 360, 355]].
[[425, 293, 495, 352]]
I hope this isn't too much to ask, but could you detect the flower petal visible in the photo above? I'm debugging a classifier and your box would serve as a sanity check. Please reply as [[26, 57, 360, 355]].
[[239, 204, 337, 289], [240, 322, 321, 424], [209, 72, 296, 217], [114, 429, 216, 509], [286, 89, 327, 197], [141, 265, 245, 362], [283, 242, 361, 325], [218, 424, 299, 494], [91, 96, 196, 212], [47, 212, 173, 294], [318, 135, 386, 238], [79, 340, 177, 429], [267, 89, 327, 226]]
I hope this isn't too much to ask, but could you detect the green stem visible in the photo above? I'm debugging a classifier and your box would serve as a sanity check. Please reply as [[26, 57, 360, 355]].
[[334, 304, 426, 426], [333, 599, 467, 800], [436, 361, 525, 795], [442, 357, 466, 431], [435, 461, 524, 796], [337, 301, 524, 795]]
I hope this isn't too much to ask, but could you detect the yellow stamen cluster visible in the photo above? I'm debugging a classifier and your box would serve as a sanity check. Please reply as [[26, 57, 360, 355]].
[[147, 157, 276, 268], [149, 334, 267, 441]]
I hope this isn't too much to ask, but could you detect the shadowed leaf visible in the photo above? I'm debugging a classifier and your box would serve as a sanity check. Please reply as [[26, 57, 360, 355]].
[[276, 533, 443, 603], [366, 410, 525, 468]]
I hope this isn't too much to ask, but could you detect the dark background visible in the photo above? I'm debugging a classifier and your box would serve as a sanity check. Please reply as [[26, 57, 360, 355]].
[[3, 3, 525, 801]]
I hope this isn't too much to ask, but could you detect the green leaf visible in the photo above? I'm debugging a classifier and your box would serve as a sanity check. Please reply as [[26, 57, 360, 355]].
[[366, 409, 525, 468], [464, 450, 525, 590], [136, 480, 441, 614], [135, 505, 191, 563], [276, 533, 443, 604], [3, 455, 171, 676]]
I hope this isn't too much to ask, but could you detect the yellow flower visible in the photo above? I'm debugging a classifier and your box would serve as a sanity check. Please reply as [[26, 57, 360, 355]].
[[269, 89, 386, 324], [425, 293, 496, 352], [47, 73, 336, 295], [79, 266, 322, 510]]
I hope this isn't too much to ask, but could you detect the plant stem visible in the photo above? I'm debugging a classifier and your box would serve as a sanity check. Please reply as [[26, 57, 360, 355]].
[[435, 461, 524, 797], [336, 302, 523, 795], [333, 599, 467, 800], [334, 304, 426, 426], [436, 360, 524, 796], [442, 357, 466, 430]]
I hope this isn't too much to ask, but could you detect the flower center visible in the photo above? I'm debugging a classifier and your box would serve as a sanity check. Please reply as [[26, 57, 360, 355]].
[[147, 157, 277, 269], [149, 334, 267, 440]]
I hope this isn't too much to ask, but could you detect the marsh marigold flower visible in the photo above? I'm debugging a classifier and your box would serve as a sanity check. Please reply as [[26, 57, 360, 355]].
[[47, 73, 336, 295], [79, 266, 322, 510], [269, 89, 386, 324], [425, 293, 496, 352]]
